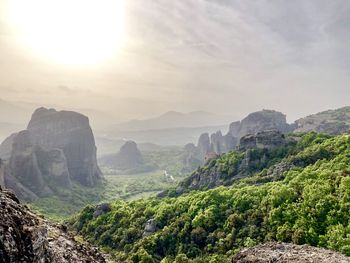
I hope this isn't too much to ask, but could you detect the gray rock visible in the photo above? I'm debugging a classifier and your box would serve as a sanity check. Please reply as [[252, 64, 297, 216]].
[[143, 219, 157, 237], [0, 187, 108, 262], [239, 130, 286, 151], [27, 107, 102, 186], [93, 203, 112, 218]]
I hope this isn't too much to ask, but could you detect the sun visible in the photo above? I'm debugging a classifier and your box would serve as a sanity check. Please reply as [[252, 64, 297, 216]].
[[7, 0, 125, 66]]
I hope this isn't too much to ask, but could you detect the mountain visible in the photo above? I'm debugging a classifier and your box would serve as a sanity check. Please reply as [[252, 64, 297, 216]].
[[99, 124, 228, 148], [109, 111, 234, 131], [0, 107, 102, 200], [71, 132, 350, 262], [0, 186, 108, 262]]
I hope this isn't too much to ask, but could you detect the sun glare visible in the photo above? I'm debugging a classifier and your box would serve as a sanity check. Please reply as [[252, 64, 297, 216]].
[[7, 0, 125, 66]]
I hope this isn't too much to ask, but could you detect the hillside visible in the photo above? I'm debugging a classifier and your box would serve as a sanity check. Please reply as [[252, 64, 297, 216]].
[[71, 132, 350, 262], [294, 106, 350, 135]]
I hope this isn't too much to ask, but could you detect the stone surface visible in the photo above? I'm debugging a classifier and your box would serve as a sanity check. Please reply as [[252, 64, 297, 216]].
[[0, 187, 108, 263], [0, 107, 102, 201], [232, 242, 350, 263], [142, 219, 157, 237], [239, 130, 286, 151], [294, 106, 350, 135], [93, 203, 112, 218], [27, 107, 102, 186]]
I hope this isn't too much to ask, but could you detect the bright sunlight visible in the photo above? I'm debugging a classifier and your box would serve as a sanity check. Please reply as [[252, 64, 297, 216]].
[[7, 0, 125, 66]]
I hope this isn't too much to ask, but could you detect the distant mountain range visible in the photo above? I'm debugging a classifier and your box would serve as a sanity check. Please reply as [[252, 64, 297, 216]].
[[109, 111, 235, 131]]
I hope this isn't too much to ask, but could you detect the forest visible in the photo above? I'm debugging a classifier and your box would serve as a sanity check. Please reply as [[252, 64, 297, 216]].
[[71, 132, 350, 262]]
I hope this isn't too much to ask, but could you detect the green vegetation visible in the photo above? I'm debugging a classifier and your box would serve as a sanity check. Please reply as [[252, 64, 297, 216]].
[[30, 171, 178, 221], [71, 132, 350, 262]]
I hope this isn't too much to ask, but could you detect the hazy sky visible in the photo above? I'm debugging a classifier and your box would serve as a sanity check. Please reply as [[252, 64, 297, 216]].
[[0, 0, 350, 121]]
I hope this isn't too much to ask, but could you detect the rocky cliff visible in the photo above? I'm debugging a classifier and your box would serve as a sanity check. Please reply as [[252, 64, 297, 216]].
[[175, 130, 293, 194], [194, 110, 292, 163], [27, 107, 101, 186], [0, 186, 107, 263], [0, 107, 102, 200]]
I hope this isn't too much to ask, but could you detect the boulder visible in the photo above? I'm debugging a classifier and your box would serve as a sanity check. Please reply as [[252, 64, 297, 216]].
[[93, 203, 112, 218], [143, 219, 157, 237]]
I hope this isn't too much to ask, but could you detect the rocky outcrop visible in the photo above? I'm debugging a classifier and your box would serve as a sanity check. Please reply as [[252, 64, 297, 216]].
[[197, 133, 211, 160], [239, 130, 286, 151], [294, 106, 350, 135], [0, 186, 108, 263], [142, 219, 157, 237], [181, 143, 201, 173], [27, 107, 102, 186], [174, 131, 292, 194], [0, 107, 102, 201], [0, 133, 17, 160], [98, 140, 156, 174], [114, 141, 144, 170], [232, 242, 350, 263], [93, 203, 112, 218], [234, 110, 291, 138]]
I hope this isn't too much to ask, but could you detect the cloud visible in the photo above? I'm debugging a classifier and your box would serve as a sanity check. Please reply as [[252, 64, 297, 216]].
[[1, 0, 350, 120]]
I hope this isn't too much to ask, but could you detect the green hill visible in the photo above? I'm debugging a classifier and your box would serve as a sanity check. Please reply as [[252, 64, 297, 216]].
[[70, 132, 350, 262]]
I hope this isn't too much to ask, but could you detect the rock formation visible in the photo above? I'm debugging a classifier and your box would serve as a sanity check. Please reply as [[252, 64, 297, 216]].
[[0, 107, 102, 200], [232, 242, 350, 263], [0, 186, 108, 262], [239, 130, 286, 151], [98, 140, 156, 174], [294, 106, 350, 135], [175, 131, 291, 194], [142, 219, 157, 237], [27, 107, 102, 186], [194, 110, 292, 163]]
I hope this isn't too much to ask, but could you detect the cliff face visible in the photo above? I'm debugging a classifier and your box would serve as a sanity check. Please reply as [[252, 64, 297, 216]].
[[176, 130, 292, 194], [0, 186, 107, 263], [0, 107, 102, 201], [195, 110, 291, 162], [27, 107, 101, 186]]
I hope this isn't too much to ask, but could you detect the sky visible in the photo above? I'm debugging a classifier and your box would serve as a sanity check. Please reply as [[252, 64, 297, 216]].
[[0, 0, 350, 122]]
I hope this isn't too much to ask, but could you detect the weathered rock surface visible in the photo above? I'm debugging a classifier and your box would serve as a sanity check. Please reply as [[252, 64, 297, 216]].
[[0, 186, 108, 263], [93, 203, 112, 218], [195, 110, 292, 160], [294, 106, 350, 135], [27, 107, 102, 186], [142, 219, 157, 237], [232, 242, 350, 263], [0, 107, 102, 200], [239, 130, 286, 151], [175, 131, 291, 194]]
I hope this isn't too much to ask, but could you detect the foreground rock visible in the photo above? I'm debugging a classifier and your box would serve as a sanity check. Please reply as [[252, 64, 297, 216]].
[[0, 186, 108, 263], [232, 242, 350, 263]]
